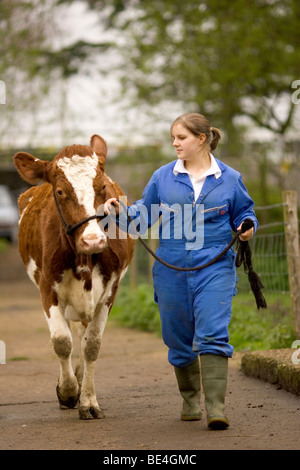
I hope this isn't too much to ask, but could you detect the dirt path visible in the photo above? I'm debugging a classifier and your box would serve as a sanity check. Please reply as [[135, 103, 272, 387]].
[[0, 247, 299, 451], [0, 279, 299, 452]]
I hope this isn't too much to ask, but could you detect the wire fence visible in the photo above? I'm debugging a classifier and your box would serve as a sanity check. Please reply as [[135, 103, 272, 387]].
[[237, 203, 290, 293]]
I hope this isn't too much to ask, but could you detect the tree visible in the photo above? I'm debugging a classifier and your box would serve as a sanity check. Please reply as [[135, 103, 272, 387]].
[[78, 0, 300, 146]]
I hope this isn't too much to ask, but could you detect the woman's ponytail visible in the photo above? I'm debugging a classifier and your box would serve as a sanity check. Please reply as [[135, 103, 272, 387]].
[[209, 127, 221, 151]]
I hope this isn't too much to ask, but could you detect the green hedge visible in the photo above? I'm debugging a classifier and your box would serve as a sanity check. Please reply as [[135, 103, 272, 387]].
[[110, 283, 161, 334]]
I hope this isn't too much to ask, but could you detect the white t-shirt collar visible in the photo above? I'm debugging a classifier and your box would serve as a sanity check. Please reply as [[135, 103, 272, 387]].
[[173, 154, 222, 180], [173, 154, 222, 202]]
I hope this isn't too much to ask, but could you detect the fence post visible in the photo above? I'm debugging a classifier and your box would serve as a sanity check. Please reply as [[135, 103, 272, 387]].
[[282, 190, 300, 339]]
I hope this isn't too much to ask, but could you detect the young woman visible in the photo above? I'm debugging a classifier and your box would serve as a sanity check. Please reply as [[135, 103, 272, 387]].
[[104, 113, 258, 430]]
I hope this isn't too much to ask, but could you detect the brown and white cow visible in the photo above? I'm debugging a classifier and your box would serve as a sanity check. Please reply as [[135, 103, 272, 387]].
[[14, 135, 135, 419]]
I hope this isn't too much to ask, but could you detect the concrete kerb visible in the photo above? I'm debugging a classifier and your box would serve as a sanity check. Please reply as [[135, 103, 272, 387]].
[[241, 349, 300, 396]]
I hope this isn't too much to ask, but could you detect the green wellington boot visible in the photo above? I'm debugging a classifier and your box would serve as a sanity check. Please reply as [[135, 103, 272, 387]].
[[174, 357, 202, 421], [200, 354, 229, 430]]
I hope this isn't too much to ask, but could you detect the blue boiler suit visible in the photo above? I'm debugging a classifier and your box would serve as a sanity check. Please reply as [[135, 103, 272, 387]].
[[119, 158, 258, 368]]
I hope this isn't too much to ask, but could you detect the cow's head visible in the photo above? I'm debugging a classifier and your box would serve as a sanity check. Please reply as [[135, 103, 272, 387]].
[[14, 135, 111, 255]]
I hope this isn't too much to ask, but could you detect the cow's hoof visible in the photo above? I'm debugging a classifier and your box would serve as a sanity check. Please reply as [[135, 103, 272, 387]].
[[56, 384, 80, 409], [79, 406, 105, 420]]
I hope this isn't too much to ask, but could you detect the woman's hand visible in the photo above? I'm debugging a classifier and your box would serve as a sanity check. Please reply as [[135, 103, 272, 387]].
[[237, 222, 254, 241], [104, 197, 121, 215]]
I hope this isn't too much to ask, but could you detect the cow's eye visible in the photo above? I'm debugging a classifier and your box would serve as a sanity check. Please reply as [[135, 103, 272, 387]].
[[97, 185, 106, 194], [56, 189, 63, 196]]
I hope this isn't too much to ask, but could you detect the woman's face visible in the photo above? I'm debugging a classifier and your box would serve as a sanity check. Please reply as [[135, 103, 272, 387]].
[[171, 123, 205, 161]]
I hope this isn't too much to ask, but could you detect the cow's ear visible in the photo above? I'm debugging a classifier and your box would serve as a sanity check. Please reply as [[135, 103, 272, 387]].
[[14, 152, 51, 185], [90, 134, 107, 171]]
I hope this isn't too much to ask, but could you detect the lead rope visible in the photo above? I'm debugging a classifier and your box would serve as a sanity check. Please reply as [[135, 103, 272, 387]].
[[118, 201, 267, 309], [235, 227, 267, 309]]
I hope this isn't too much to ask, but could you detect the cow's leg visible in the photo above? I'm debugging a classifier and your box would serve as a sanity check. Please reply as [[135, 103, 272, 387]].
[[78, 304, 109, 420], [45, 306, 80, 408], [74, 321, 87, 388]]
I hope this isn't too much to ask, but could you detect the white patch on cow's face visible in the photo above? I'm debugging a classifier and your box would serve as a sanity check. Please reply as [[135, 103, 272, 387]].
[[57, 153, 106, 242], [57, 153, 98, 216]]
